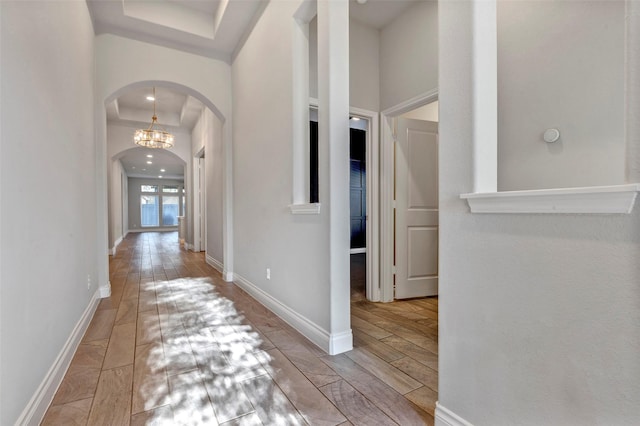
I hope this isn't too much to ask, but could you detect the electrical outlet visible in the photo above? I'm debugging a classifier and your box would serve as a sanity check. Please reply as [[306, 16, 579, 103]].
[[266, 268, 271, 280], [87, 274, 91, 290]]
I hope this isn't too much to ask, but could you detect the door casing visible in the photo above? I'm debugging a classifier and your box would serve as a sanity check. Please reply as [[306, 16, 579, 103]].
[[380, 89, 439, 302]]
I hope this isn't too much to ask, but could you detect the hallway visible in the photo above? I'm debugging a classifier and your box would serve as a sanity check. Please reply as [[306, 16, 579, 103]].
[[43, 232, 438, 425]]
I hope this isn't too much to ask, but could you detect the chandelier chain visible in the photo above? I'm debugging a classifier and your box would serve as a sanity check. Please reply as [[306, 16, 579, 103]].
[[134, 86, 174, 149]]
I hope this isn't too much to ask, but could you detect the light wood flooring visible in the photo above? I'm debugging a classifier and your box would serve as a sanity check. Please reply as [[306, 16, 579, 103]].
[[43, 232, 438, 425]]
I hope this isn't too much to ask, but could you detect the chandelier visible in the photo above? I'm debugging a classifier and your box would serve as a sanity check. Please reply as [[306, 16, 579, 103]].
[[133, 87, 175, 149]]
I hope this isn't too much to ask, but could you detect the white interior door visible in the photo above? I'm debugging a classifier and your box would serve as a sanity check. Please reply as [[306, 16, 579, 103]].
[[395, 118, 438, 299]]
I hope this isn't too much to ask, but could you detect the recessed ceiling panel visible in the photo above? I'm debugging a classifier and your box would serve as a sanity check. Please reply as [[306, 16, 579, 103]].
[[120, 147, 185, 179]]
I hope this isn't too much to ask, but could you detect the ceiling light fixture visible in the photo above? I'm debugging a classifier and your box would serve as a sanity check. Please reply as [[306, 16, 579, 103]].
[[146, 154, 153, 158], [146, 161, 153, 164], [134, 87, 174, 149], [160, 169, 166, 172], [146, 95, 155, 101]]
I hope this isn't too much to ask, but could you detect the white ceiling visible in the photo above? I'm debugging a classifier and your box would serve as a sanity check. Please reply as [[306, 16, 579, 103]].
[[120, 146, 185, 180], [87, 0, 421, 61], [86, 0, 265, 61], [98, 0, 422, 181], [107, 86, 203, 131], [109, 86, 202, 180]]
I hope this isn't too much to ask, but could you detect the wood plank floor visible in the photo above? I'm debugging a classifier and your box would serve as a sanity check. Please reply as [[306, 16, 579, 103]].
[[43, 232, 438, 425]]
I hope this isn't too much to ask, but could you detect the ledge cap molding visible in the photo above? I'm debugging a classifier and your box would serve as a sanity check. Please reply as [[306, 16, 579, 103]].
[[289, 203, 321, 215], [461, 184, 640, 214]]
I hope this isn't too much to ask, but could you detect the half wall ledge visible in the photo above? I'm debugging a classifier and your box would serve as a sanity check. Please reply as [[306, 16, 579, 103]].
[[460, 184, 640, 214], [289, 203, 321, 215]]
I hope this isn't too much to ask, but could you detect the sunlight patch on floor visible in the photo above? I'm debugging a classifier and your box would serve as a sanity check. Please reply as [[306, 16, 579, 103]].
[[133, 276, 287, 424]]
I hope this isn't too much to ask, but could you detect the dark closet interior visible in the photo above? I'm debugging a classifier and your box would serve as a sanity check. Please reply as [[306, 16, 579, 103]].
[[309, 122, 366, 250]]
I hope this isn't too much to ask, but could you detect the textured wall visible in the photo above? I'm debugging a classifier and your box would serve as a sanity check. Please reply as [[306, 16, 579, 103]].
[[438, 1, 640, 424], [497, 0, 625, 191], [232, 0, 353, 338], [380, 0, 438, 111], [0, 2, 97, 423]]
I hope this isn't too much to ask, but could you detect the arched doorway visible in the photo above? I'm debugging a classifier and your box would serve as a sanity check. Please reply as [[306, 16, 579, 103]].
[[109, 146, 187, 254], [96, 79, 233, 298]]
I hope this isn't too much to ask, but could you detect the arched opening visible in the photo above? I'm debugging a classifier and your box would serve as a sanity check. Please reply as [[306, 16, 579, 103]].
[[109, 146, 187, 253], [97, 80, 233, 298]]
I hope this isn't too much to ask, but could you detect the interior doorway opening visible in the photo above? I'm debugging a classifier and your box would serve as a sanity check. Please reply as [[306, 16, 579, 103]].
[[349, 115, 369, 301], [394, 102, 439, 299], [103, 81, 231, 296], [380, 94, 439, 302], [193, 150, 206, 253], [309, 104, 380, 302]]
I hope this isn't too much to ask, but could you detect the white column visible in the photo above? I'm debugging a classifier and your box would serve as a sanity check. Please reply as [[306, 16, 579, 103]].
[[472, 0, 498, 193], [626, 0, 640, 182], [222, 116, 234, 281], [95, 103, 111, 297], [317, 0, 352, 354], [291, 17, 311, 205]]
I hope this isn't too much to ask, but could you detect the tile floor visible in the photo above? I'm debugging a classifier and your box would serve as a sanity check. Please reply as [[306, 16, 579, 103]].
[[42, 232, 438, 425]]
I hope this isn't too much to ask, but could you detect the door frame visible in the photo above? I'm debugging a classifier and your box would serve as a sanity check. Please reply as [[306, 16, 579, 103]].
[[350, 106, 380, 302], [310, 99, 380, 301], [380, 89, 438, 302], [193, 148, 205, 252]]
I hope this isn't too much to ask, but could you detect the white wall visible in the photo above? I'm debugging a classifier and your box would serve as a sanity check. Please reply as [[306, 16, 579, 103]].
[[380, 0, 438, 111], [208, 113, 224, 264], [349, 18, 380, 111], [310, 17, 380, 111], [191, 108, 224, 264], [497, 0, 625, 191], [109, 159, 127, 250], [438, 1, 640, 424], [0, 1, 97, 423], [309, 16, 318, 101], [232, 0, 333, 332]]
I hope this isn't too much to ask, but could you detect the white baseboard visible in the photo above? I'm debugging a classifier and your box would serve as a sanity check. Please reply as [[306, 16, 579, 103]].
[[350, 247, 366, 254], [205, 254, 224, 274], [435, 403, 474, 426], [15, 290, 100, 426], [232, 272, 351, 355], [100, 281, 111, 298], [223, 270, 233, 282], [110, 235, 124, 256], [329, 330, 353, 354]]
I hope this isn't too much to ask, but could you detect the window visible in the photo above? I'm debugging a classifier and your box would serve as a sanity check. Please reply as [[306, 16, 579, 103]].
[[140, 195, 159, 227], [162, 196, 179, 226], [139, 183, 185, 228]]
